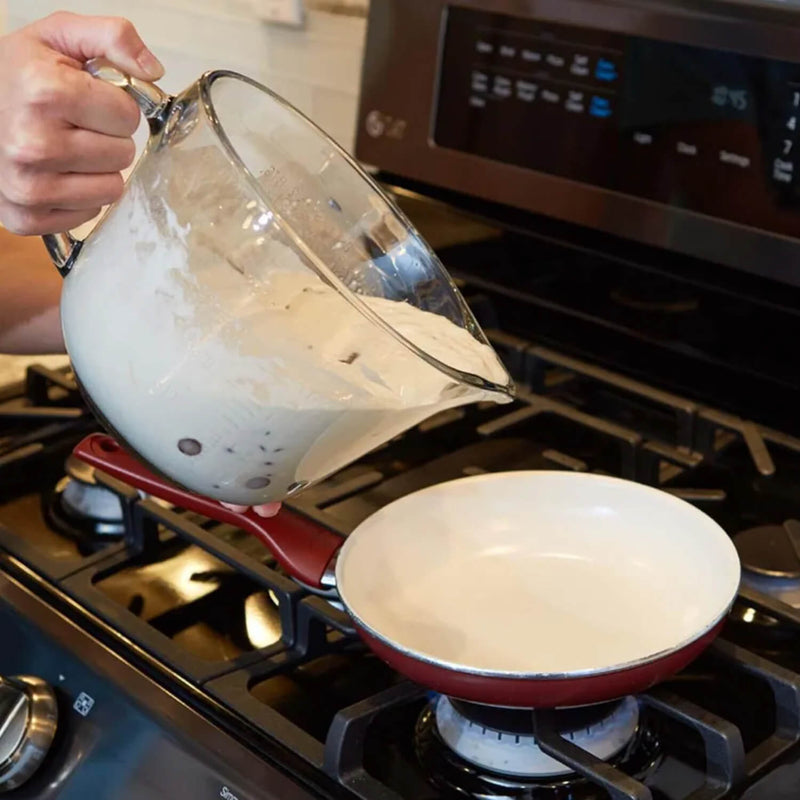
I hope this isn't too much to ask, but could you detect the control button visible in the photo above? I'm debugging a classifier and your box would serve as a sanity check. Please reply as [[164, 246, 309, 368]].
[[541, 89, 561, 104], [781, 138, 795, 158], [471, 70, 488, 92], [0, 676, 58, 791], [499, 45, 516, 58], [595, 58, 618, 81], [515, 80, 538, 102], [522, 48, 542, 62], [571, 54, 590, 77], [676, 141, 698, 156], [787, 115, 797, 133], [633, 132, 653, 145], [773, 158, 794, 184], [492, 76, 512, 99], [476, 40, 493, 55], [546, 53, 565, 68], [469, 96, 487, 108], [589, 95, 612, 118], [565, 90, 585, 113], [719, 150, 751, 168]]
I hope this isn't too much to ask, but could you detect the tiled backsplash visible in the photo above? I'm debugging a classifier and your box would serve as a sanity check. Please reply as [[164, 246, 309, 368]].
[[4, 0, 367, 151]]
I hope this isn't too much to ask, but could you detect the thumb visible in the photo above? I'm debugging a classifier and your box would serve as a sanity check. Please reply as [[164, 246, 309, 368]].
[[34, 11, 164, 81]]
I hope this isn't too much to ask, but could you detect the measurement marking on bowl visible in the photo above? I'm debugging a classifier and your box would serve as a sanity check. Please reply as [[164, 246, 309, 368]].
[[178, 438, 202, 456]]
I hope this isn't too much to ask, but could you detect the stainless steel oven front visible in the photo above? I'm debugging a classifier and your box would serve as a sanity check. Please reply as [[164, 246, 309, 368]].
[[355, 0, 800, 284]]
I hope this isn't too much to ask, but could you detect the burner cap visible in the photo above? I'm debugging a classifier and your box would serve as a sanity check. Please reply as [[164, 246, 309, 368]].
[[434, 695, 639, 778], [449, 697, 623, 735], [59, 478, 124, 527], [734, 521, 800, 579], [415, 698, 662, 798], [43, 456, 125, 546]]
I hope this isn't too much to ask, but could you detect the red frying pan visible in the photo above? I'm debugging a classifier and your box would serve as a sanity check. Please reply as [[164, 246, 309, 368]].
[[74, 433, 740, 708]]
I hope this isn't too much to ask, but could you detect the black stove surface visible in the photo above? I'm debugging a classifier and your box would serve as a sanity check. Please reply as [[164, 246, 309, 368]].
[[3, 217, 800, 800]]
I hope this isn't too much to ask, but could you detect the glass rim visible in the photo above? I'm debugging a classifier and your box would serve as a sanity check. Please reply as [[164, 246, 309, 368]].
[[195, 69, 514, 399]]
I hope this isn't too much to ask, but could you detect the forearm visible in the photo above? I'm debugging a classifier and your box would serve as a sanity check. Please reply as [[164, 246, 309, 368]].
[[0, 229, 65, 354]]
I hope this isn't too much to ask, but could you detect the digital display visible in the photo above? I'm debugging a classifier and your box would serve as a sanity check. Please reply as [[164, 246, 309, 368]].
[[434, 8, 800, 238]]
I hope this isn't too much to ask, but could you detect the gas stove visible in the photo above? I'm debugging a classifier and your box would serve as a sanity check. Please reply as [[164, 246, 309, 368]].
[[4, 0, 800, 797], [1, 299, 800, 800]]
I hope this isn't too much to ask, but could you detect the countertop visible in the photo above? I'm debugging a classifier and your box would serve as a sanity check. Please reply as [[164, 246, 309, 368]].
[[0, 354, 70, 388]]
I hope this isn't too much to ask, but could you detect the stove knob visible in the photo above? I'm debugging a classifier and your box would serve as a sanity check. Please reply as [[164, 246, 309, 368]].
[[0, 676, 58, 792]]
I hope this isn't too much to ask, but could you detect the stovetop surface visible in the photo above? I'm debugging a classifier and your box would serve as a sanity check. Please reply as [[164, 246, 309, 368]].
[[2, 213, 800, 800]]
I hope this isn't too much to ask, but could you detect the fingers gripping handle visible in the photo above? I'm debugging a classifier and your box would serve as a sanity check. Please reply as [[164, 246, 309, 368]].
[[83, 57, 172, 126], [42, 57, 172, 276]]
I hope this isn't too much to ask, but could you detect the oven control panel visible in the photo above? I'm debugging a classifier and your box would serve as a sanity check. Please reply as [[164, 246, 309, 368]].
[[434, 7, 800, 239]]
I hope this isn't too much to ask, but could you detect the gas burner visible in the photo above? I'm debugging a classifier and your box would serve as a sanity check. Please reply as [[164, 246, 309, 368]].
[[437, 696, 639, 777], [732, 521, 800, 608], [42, 455, 125, 549], [415, 696, 662, 798], [735, 521, 800, 580], [729, 521, 800, 644]]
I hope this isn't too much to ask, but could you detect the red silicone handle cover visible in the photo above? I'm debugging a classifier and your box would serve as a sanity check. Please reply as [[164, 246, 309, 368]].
[[72, 433, 342, 588]]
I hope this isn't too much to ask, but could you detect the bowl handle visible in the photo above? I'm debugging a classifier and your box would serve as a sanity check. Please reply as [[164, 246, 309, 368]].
[[42, 57, 173, 277]]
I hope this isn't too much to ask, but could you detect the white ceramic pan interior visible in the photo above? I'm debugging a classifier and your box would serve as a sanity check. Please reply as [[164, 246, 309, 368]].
[[335, 471, 741, 677]]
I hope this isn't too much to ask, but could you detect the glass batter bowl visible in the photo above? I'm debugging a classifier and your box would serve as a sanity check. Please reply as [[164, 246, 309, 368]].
[[43, 60, 514, 505]]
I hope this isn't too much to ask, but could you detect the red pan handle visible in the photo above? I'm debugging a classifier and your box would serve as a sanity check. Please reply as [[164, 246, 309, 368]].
[[72, 433, 343, 589]]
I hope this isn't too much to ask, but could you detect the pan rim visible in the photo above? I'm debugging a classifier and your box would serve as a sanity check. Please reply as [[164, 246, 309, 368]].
[[335, 470, 741, 680]]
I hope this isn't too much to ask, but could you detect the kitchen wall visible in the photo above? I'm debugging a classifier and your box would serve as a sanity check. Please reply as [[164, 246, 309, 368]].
[[3, 0, 368, 152]]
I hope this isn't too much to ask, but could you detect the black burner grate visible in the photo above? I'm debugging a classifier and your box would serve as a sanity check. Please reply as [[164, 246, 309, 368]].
[[3, 321, 800, 799]]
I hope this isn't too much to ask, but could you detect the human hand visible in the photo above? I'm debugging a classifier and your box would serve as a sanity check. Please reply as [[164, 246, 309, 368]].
[[221, 502, 282, 518], [0, 12, 163, 234]]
